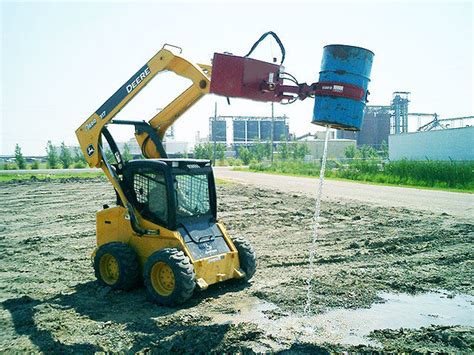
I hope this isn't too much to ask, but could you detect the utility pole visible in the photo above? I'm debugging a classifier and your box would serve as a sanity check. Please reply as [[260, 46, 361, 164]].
[[271, 102, 274, 163], [213, 102, 217, 166]]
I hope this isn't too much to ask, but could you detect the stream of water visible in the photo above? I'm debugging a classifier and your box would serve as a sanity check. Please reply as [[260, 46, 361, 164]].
[[304, 125, 331, 316]]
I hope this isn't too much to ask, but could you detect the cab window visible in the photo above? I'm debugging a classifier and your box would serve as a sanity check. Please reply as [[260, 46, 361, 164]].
[[132, 171, 168, 224], [174, 174, 211, 219]]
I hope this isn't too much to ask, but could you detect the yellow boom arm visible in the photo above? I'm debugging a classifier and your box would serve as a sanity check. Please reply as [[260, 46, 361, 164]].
[[76, 45, 211, 227], [76, 44, 211, 167]]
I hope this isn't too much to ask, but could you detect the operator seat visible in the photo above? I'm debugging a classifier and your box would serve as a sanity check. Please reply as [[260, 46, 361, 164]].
[[121, 160, 169, 225]]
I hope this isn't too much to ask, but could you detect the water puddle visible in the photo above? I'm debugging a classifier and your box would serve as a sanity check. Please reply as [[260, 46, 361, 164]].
[[307, 291, 474, 345], [210, 291, 474, 346]]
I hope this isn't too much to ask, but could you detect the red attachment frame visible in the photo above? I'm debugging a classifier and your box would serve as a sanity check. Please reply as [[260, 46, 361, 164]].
[[209, 52, 366, 104], [209, 53, 282, 102], [268, 81, 365, 103]]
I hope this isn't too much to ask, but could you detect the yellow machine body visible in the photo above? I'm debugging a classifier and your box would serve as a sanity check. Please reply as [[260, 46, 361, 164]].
[[95, 206, 243, 290], [76, 44, 255, 305]]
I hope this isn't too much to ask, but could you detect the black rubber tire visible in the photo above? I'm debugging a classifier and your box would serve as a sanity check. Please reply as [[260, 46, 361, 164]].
[[94, 242, 140, 290], [144, 248, 196, 306], [233, 237, 257, 281]]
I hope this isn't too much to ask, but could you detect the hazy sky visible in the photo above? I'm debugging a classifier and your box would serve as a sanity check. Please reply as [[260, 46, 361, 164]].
[[1, 0, 472, 155]]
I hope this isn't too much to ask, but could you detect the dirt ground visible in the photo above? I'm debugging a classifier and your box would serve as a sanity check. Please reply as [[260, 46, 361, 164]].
[[0, 178, 473, 353]]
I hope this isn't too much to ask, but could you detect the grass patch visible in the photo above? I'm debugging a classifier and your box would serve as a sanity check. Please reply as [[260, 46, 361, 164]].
[[244, 160, 474, 192], [215, 178, 233, 185], [1, 173, 234, 187], [0, 172, 104, 182]]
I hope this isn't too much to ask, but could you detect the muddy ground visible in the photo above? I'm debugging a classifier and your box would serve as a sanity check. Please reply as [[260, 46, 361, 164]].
[[0, 178, 472, 353]]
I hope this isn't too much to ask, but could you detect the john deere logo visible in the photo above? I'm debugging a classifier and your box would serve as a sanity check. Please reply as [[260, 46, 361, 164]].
[[86, 144, 95, 157]]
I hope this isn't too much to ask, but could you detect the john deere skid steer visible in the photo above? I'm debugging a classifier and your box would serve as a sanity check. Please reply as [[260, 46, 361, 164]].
[[76, 45, 257, 305]]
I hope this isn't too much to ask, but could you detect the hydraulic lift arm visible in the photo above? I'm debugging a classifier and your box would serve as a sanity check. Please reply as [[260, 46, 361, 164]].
[[76, 45, 211, 232], [76, 44, 211, 169]]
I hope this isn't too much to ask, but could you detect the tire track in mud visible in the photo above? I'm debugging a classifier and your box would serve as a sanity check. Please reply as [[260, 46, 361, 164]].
[[0, 179, 472, 352]]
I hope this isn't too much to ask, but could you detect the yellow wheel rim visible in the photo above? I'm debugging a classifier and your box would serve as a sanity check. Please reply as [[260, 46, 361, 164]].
[[150, 262, 175, 296], [99, 253, 119, 285]]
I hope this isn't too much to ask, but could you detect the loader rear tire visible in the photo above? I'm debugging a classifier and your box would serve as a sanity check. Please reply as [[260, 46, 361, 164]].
[[94, 242, 140, 290], [144, 248, 196, 306], [233, 237, 257, 281]]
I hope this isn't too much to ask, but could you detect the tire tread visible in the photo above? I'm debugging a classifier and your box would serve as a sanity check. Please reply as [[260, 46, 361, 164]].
[[144, 248, 196, 306], [94, 242, 140, 290], [233, 237, 257, 280]]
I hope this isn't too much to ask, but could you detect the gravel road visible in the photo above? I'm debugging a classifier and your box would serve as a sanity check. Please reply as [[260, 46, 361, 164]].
[[214, 167, 473, 219]]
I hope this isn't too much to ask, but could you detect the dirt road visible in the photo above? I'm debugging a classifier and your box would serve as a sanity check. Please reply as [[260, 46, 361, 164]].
[[0, 178, 472, 353], [214, 167, 474, 219]]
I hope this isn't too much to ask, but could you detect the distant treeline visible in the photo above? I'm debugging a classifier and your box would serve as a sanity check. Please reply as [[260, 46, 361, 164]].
[[1, 142, 135, 170]]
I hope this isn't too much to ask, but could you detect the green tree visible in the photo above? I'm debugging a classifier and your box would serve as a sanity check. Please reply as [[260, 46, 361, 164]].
[[59, 142, 72, 168], [253, 141, 269, 162], [72, 147, 87, 168], [266, 141, 273, 161], [122, 143, 133, 162], [380, 140, 389, 159], [31, 160, 40, 169], [344, 145, 357, 159], [194, 143, 213, 160], [104, 148, 114, 162], [294, 142, 309, 160], [14, 144, 26, 169], [277, 142, 289, 161], [194, 143, 226, 162], [2, 162, 15, 170], [46, 141, 59, 169], [215, 143, 226, 161], [194, 144, 203, 159], [238, 146, 252, 165], [359, 145, 378, 160], [73, 147, 86, 163]]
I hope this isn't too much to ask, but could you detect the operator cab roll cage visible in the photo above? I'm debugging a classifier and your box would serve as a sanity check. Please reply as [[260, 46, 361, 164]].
[[101, 119, 168, 175], [100, 124, 216, 232], [120, 159, 217, 231], [99, 119, 171, 235]]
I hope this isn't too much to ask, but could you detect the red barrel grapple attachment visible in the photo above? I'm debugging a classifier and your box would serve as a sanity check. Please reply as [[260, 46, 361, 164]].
[[209, 32, 373, 131], [209, 53, 282, 102]]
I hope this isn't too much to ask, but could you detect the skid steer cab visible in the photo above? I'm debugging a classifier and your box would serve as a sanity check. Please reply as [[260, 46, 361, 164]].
[[94, 159, 256, 306], [93, 159, 256, 305]]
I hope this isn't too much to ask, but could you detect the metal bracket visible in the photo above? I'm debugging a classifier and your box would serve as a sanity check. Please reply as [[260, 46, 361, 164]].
[[312, 81, 365, 101], [162, 43, 183, 54]]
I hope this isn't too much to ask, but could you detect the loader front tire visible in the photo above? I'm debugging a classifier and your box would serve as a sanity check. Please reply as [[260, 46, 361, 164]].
[[144, 248, 196, 306], [94, 242, 140, 290], [233, 237, 257, 281]]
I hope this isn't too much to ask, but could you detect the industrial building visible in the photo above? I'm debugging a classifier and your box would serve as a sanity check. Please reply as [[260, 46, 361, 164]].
[[208, 115, 357, 160], [389, 126, 474, 161], [210, 115, 289, 144], [336, 91, 472, 149], [296, 134, 356, 160], [336, 106, 391, 148], [207, 103, 472, 162], [336, 91, 437, 148]]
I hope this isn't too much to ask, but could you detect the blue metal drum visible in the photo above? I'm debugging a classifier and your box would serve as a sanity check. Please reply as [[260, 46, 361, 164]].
[[313, 45, 374, 131]]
